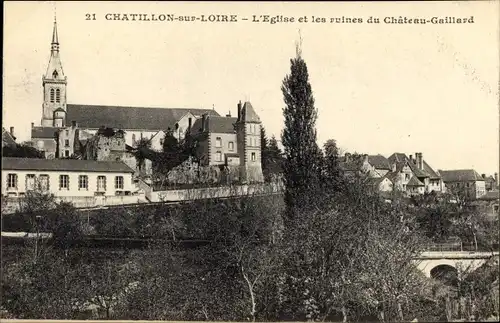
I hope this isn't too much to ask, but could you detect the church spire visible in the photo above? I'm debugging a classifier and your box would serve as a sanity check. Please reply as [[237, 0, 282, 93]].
[[51, 13, 59, 52]]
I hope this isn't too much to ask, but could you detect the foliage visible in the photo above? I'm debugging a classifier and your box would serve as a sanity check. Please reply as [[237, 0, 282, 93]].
[[281, 45, 323, 222], [2, 142, 45, 158], [261, 127, 284, 182]]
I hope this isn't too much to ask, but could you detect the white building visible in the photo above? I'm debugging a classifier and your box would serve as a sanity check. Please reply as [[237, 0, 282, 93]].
[[2, 157, 135, 198]]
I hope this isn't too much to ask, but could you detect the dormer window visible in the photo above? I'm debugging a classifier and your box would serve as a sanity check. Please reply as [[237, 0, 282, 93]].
[[52, 70, 58, 78]]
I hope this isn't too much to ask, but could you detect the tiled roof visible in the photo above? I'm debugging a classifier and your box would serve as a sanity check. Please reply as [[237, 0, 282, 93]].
[[367, 155, 392, 170], [366, 176, 389, 187], [191, 116, 237, 134], [31, 126, 59, 139], [385, 171, 400, 182], [65, 104, 220, 130], [241, 101, 261, 123], [407, 160, 429, 178], [388, 152, 407, 164], [407, 176, 424, 186], [2, 157, 134, 173], [423, 160, 440, 179], [388, 152, 436, 179], [440, 169, 485, 182], [2, 128, 17, 148]]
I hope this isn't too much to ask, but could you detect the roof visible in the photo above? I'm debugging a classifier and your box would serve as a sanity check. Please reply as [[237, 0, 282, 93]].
[[366, 177, 391, 187], [422, 160, 441, 179], [407, 176, 425, 187], [31, 126, 59, 139], [2, 157, 134, 173], [240, 101, 261, 123], [440, 169, 485, 182], [2, 128, 17, 148], [191, 116, 237, 134], [388, 152, 438, 179], [367, 155, 392, 170], [65, 104, 220, 131]]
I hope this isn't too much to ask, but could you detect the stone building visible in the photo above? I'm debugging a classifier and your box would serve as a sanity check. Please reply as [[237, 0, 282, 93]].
[[28, 17, 264, 184]]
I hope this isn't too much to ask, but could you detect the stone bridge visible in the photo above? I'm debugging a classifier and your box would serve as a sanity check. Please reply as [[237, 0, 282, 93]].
[[414, 251, 499, 278]]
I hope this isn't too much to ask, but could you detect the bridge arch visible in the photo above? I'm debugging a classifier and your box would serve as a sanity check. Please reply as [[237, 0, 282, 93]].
[[430, 264, 458, 286]]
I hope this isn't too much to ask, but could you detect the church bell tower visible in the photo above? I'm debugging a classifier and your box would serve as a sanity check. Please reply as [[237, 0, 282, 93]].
[[41, 16, 67, 127]]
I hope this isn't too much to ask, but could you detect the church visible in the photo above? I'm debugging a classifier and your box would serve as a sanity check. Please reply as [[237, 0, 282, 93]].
[[30, 18, 264, 183]]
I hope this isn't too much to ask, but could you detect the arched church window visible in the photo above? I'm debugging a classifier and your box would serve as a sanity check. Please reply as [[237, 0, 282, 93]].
[[52, 70, 58, 78], [50, 89, 55, 103], [55, 89, 61, 103]]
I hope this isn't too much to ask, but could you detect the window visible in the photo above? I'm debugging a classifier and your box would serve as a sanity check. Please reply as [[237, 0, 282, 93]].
[[64, 139, 70, 147], [251, 152, 256, 162], [132, 134, 136, 143], [115, 176, 124, 189], [52, 70, 58, 78], [159, 138, 164, 146], [216, 151, 222, 162], [26, 174, 36, 191], [228, 141, 234, 151], [50, 89, 55, 103], [7, 174, 18, 189], [78, 175, 88, 190], [59, 175, 69, 190], [215, 137, 222, 148], [97, 176, 107, 191], [39, 175, 49, 191], [405, 174, 410, 181], [55, 89, 61, 103], [65, 150, 70, 157], [65, 130, 69, 136]]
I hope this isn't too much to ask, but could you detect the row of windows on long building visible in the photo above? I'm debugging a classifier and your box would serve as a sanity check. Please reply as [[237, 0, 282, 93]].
[[49, 88, 61, 103], [6, 173, 126, 191]]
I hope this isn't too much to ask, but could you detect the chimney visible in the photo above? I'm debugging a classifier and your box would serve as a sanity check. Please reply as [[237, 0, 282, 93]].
[[409, 155, 413, 163], [226, 110, 232, 117], [237, 101, 242, 121], [495, 173, 498, 186], [363, 154, 369, 163], [71, 120, 77, 128], [9, 127, 14, 137], [416, 152, 423, 170], [345, 153, 351, 163], [31, 122, 34, 129], [201, 114, 207, 132]]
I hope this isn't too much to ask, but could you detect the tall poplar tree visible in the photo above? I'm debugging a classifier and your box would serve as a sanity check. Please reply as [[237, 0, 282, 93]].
[[281, 39, 322, 222]]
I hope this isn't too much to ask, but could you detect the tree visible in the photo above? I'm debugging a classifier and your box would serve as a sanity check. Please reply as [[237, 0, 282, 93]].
[[281, 39, 322, 222], [132, 137, 152, 174], [321, 139, 344, 194], [2, 142, 45, 158]]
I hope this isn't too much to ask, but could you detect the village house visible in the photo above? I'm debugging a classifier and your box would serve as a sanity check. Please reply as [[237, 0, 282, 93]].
[[190, 100, 264, 184], [439, 169, 486, 200], [482, 173, 498, 192], [387, 152, 445, 195], [2, 157, 136, 198], [2, 127, 17, 148]]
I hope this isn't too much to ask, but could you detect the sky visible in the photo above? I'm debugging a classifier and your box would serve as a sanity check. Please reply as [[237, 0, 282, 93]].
[[3, 1, 499, 175]]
